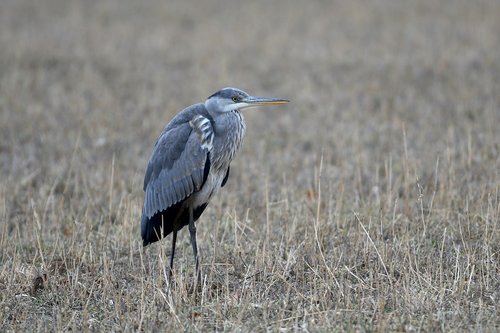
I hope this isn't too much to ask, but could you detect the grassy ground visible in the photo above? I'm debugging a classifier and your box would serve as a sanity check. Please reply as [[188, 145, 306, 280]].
[[1, 0, 499, 331]]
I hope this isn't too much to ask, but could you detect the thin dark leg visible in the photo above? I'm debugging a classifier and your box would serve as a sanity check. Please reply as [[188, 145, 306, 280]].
[[188, 207, 201, 282], [168, 207, 185, 284], [169, 227, 177, 282]]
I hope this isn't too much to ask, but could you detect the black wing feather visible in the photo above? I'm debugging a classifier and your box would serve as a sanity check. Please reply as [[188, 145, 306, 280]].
[[221, 166, 230, 187]]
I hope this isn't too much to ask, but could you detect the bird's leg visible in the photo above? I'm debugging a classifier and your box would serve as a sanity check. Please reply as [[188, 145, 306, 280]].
[[169, 226, 178, 284], [188, 207, 201, 283], [168, 207, 186, 285]]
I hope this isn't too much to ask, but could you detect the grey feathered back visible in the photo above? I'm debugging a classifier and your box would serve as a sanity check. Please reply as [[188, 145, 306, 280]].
[[142, 104, 212, 220]]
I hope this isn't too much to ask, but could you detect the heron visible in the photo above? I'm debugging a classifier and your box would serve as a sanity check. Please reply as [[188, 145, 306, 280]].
[[141, 87, 289, 278]]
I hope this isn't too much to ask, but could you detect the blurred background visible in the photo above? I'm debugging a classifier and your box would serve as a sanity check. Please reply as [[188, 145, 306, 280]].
[[1, 0, 498, 211], [0, 0, 499, 330], [0, 0, 500, 214]]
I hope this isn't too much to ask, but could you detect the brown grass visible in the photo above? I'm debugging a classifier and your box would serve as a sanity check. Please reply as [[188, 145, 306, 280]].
[[1, 0, 499, 331]]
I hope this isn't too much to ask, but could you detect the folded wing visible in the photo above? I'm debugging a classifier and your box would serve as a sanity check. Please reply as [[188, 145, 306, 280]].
[[141, 115, 214, 242]]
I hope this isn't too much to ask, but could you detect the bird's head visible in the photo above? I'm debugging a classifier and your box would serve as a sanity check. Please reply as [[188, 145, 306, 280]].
[[204, 87, 289, 114]]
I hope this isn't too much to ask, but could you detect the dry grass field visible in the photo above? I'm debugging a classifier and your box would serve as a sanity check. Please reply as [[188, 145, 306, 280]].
[[1, 0, 499, 331]]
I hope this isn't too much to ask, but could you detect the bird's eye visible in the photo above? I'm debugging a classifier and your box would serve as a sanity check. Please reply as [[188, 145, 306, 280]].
[[232, 96, 240, 102]]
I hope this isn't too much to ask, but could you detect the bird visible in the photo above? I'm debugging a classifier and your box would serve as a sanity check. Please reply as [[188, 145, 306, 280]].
[[141, 87, 289, 279]]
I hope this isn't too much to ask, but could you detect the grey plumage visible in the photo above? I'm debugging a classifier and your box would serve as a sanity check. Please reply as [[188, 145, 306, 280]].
[[141, 87, 288, 278]]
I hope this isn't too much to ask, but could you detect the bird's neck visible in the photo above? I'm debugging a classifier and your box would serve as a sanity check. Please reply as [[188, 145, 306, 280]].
[[211, 111, 246, 168]]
